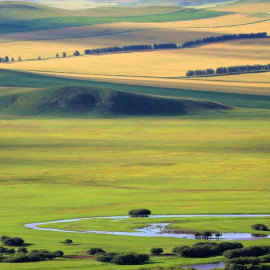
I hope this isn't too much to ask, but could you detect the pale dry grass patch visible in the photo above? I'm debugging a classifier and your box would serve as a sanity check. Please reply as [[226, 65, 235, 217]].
[[214, 2, 270, 13]]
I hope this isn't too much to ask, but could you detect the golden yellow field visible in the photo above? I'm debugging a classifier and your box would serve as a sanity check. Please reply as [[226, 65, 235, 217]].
[[4, 38, 270, 78], [0, 13, 269, 60]]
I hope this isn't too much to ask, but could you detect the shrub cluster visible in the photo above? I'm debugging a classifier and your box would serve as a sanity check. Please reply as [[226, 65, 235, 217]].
[[1, 249, 64, 263], [87, 248, 105, 255], [225, 254, 270, 270], [187, 64, 270, 77], [251, 224, 268, 231], [0, 247, 15, 254], [224, 246, 270, 259], [150, 248, 163, 255], [173, 242, 243, 258], [1, 236, 24, 246], [182, 32, 267, 48], [225, 264, 270, 270], [128, 209, 151, 217], [95, 251, 149, 265]]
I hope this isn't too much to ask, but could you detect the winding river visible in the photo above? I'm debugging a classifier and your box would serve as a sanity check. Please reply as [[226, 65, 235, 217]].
[[25, 214, 270, 240]]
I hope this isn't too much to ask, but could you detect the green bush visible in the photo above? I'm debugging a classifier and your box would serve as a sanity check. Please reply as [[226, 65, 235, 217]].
[[111, 252, 149, 265], [150, 248, 163, 255], [251, 224, 268, 231], [224, 246, 270, 259], [17, 247, 28, 253], [172, 245, 190, 253], [128, 209, 151, 217], [2, 237, 25, 246], [53, 250, 64, 257], [95, 253, 115, 262], [87, 248, 105, 255]]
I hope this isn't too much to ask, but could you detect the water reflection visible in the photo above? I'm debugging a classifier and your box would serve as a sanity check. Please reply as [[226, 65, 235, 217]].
[[182, 262, 225, 270]]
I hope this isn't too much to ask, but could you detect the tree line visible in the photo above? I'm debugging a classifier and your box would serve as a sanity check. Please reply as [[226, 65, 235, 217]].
[[186, 63, 270, 77], [0, 56, 21, 62], [1, 32, 267, 63], [182, 32, 267, 48], [84, 43, 177, 55]]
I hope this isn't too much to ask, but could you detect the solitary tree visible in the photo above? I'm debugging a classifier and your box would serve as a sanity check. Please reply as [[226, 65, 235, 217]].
[[56, 54, 59, 58], [73, 50, 80, 56], [215, 233, 222, 240], [203, 231, 212, 240], [11, 57, 14, 62], [38, 56, 41, 60], [62, 52, 66, 58], [18, 56, 21, 61], [4, 56, 9, 62], [63, 239, 73, 245]]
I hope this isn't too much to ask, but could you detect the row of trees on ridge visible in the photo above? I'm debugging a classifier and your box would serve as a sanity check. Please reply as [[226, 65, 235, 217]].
[[1, 32, 267, 63], [182, 32, 267, 48], [186, 64, 270, 77]]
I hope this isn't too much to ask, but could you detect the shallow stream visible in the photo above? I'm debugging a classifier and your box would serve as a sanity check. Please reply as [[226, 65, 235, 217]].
[[25, 214, 270, 240]]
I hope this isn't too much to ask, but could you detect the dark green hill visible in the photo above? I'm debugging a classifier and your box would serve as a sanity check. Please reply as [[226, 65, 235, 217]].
[[2, 86, 230, 117]]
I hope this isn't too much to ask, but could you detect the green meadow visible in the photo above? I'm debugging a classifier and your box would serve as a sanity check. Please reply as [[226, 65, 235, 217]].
[[0, 0, 269, 268], [0, 108, 270, 269]]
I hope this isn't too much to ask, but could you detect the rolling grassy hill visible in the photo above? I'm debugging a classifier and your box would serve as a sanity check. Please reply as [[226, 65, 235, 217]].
[[0, 85, 230, 116], [0, 2, 183, 23], [0, 69, 270, 109], [0, 1, 228, 33], [0, 0, 237, 9]]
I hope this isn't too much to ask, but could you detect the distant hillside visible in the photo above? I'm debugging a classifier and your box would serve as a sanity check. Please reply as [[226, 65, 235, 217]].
[[0, 0, 236, 9], [0, 86, 230, 117]]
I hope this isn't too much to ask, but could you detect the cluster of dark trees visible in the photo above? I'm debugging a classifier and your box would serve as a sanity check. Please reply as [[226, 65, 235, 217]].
[[1, 236, 24, 246], [224, 246, 270, 270], [0, 249, 64, 263], [92, 247, 149, 265], [128, 209, 151, 217], [194, 231, 222, 240], [187, 64, 270, 77], [0, 56, 21, 62], [0, 235, 64, 263], [251, 224, 268, 231], [173, 242, 243, 258], [0, 247, 16, 255], [224, 246, 270, 259], [182, 32, 268, 48]]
